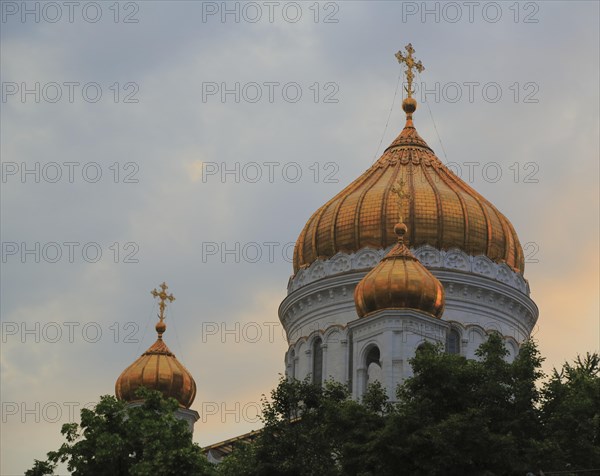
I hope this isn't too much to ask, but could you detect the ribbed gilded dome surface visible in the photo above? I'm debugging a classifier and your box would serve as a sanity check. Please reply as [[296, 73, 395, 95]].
[[354, 223, 445, 319], [115, 336, 197, 408], [293, 116, 524, 274]]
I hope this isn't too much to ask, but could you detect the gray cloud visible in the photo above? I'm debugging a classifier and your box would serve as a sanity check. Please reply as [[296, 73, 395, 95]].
[[2, 1, 599, 473]]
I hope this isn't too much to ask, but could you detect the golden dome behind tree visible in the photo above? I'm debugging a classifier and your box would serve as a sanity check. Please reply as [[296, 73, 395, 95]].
[[115, 283, 196, 409]]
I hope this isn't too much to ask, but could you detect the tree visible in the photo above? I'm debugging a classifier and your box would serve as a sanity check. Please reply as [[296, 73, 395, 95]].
[[216, 336, 545, 475], [540, 352, 600, 471], [372, 335, 551, 475], [508, 339, 547, 468], [252, 377, 350, 476], [219, 377, 388, 476], [216, 335, 599, 475], [212, 442, 257, 476], [26, 388, 215, 476], [29, 341, 599, 475]]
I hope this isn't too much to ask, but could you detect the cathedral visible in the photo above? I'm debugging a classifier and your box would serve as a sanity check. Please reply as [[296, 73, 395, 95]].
[[113, 44, 539, 459], [280, 43, 538, 399], [115, 282, 200, 433]]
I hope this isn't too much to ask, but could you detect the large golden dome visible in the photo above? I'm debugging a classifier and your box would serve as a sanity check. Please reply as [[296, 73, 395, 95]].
[[354, 222, 445, 318], [115, 283, 196, 409], [293, 99, 524, 275]]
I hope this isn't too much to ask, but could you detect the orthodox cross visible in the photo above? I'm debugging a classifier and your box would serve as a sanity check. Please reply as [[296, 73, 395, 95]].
[[395, 43, 425, 98], [151, 282, 175, 322], [391, 178, 409, 224]]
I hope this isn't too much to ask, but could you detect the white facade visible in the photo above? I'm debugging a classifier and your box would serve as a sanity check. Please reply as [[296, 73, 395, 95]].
[[278, 245, 538, 400]]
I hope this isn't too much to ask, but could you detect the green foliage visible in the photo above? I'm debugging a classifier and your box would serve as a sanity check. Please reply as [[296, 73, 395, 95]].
[[228, 376, 388, 476], [380, 334, 537, 475], [361, 380, 392, 415], [213, 443, 257, 476], [213, 337, 600, 476], [26, 388, 215, 476], [540, 352, 600, 471], [254, 377, 351, 475], [27, 341, 600, 475]]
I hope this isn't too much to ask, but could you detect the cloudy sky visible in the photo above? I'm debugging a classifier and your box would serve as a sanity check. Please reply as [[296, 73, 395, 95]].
[[1, 1, 599, 473]]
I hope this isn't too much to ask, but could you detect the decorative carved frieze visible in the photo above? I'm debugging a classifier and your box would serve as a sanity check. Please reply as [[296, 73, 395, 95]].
[[289, 245, 530, 295]]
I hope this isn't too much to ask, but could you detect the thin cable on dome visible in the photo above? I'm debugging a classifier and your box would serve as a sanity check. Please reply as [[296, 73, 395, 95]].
[[135, 301, 156, 356], [372, 69, 403, 164], [167, 304, 185, 363], [418, 70, 449, 161]]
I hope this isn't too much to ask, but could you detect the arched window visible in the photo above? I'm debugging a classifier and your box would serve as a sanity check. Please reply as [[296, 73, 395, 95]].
[[366, 346, 380, 368], [289, 349, 296, 379], [446, 328, 460, 355], [312, 338, 323, 386], [365, 346, 382, 389]]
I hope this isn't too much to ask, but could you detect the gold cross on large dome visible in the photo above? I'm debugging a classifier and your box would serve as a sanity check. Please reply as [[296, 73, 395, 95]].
[[395, 43, 425, 98], [151, 282, 175, 322]]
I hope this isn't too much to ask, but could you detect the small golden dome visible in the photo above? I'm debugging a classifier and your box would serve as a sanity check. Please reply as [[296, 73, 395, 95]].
[[115, 336, 197, 408], [115, 283, 196, 409], [354, 222, 445, 319]]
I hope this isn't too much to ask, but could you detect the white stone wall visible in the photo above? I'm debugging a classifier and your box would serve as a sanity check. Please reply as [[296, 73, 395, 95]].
[[348, 310, 449, 398], [279, 247, 539, 400]]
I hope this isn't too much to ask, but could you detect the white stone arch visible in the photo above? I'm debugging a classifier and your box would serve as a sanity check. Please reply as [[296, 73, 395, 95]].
[[306, 330, 325, 349], [444, 319, 465, 329], [323, 326, 346, 382], [295, 340, 308, 380], [482, 320, 503, 337], [287, 345, 297, 380], [290, 335, 307, 355], [359, 340, 382, 366], [465, 324, 487, 359], [307, 332, 325, 386], [323, 324, 345, 343], [414, 337, 433, 354], [504, 336, 520, 361], [358, 341, 383, 396], [445, 322, 463, 356]]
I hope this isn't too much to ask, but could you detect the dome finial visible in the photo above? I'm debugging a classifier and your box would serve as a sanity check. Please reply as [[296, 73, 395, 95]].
[[151, 282, 175, 339], [390, 178, 409, 242], [395, 43, 425, 120]]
